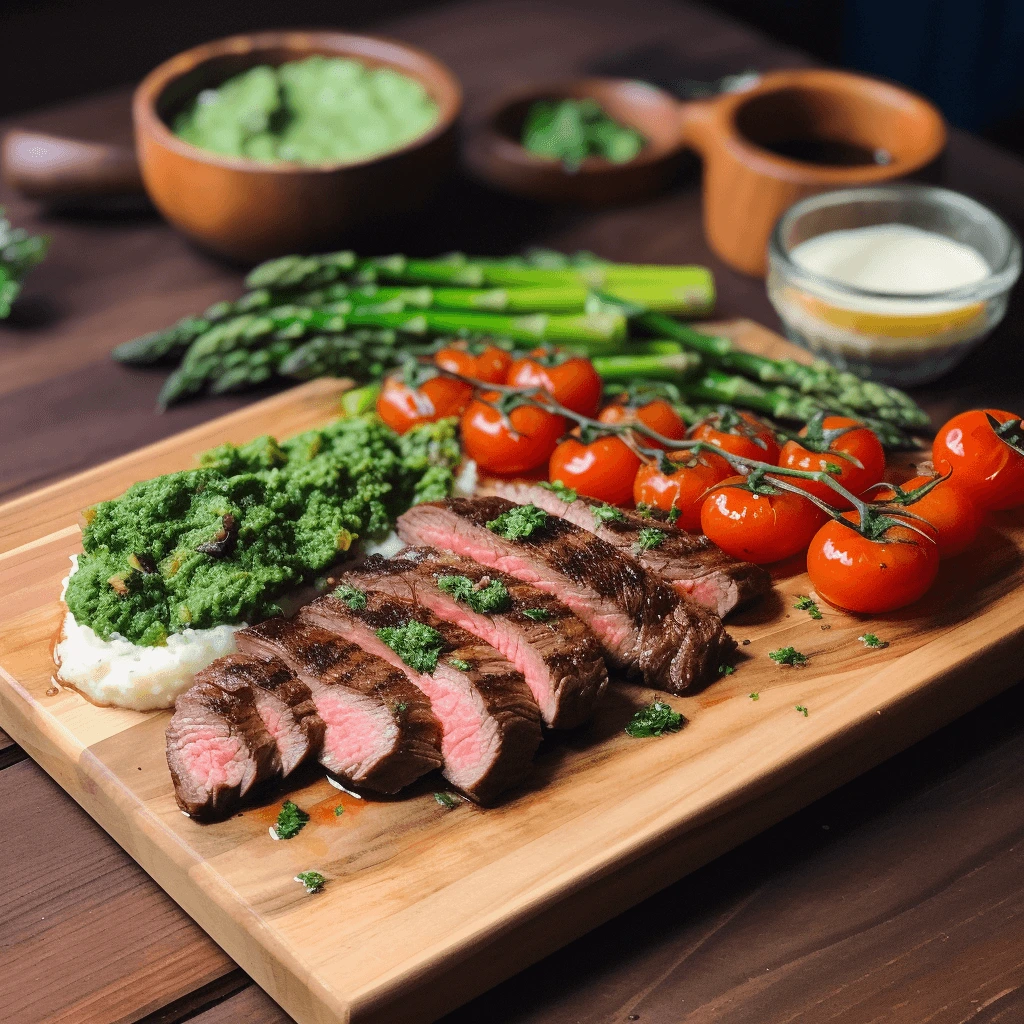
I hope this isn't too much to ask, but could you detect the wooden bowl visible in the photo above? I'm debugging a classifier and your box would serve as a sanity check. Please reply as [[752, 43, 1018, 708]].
[[464, 78, 684, 205]]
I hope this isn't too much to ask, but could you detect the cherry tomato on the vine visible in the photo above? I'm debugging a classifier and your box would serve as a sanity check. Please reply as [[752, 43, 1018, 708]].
[[806, 513, 939, 613], [932, 409, 1024, 511], [434, 343, 513, 386], [376, 372, 472, 435], [549, 435, 641, 506], [633, 454, 728, 531], [700, 476, 828, 564], [873, 475, 981, 558], [778, 415, 885, 509], [507, 351, 603, 417], [690, 410, 780, 475], [597, 398, 686, 448], [460, 392, 566, 474]]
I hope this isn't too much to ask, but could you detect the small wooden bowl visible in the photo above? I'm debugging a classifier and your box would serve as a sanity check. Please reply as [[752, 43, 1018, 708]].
[[132, 31, 462, 262], [465, 79, 683, 205]]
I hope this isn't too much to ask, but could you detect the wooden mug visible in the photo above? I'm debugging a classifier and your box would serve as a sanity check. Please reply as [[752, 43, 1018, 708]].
[[469, 68, 947, 276]]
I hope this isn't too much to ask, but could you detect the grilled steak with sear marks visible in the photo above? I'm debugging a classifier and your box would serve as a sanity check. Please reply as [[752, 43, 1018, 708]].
[[300, 592, 542, 804], [336, 549, 607, 729], [236, 618, 443, 794], [494, 481, 771, 618], [397, 497, 735, 694]]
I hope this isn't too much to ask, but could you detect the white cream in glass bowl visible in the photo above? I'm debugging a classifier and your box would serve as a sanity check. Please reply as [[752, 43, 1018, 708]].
[[767, 185, 1021, 386]]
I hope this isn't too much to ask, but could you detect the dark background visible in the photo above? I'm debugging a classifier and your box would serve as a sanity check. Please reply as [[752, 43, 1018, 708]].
[[4, 0, 1024, 154]]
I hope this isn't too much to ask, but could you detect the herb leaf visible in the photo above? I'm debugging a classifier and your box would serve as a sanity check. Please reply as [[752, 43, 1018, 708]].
[[487, 503, 548, 540], [625, 700, 683, 738], [376, 620, 444, 673], [769, 646, 808, 667], [667, 506, 682, 524], [749, 692, 759, 701], [719, 664, 735, 676], [540, 480, 578, 503], [335, 583, 367, 610], [521, 607, 551, 622], [334, 805, 344, 816], [295, 870, 326, 894], [274, 800, 309, 840], [592, 504, 627, 527], [635, 527, 665, 551], [795, 705, 809, 717], [434, 791, 461, 809], [793, 595, 822, 620], [437, 574, 511, 614], [859, 633, 889, 649], [448, 657, 471, 671]]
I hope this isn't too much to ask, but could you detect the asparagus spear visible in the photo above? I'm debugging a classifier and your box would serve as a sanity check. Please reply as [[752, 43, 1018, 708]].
[[0, 207, 48, 319], [244, 250, 357, 291]]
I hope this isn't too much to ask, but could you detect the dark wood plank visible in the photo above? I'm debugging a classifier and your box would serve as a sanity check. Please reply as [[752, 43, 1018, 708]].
[[0, 727, 24, 769], [0, 759, 236, 1024]]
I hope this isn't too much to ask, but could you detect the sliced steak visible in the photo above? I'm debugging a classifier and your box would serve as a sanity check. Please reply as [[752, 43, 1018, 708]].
[[235, 618, 443, 794], [203, 654, 325, 777], [300, 592, 541, 804], [334, 550, 607, 729], [494, 481, 771, 618], [166, 676, 279, 822], [397, 497, 735, 694]]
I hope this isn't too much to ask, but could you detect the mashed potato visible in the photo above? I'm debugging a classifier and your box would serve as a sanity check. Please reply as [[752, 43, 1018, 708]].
[[54, 558, 242, 711]]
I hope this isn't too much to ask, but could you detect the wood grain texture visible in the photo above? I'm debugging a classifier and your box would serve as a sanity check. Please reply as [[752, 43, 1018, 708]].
[[2, 324, 1024, 1024]]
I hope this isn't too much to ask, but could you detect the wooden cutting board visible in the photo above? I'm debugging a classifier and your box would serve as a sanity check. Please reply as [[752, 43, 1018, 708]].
[[2, 319, 1023, 1024]]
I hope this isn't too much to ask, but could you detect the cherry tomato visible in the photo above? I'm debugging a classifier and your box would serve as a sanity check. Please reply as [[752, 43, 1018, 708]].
[[376, 373, 472, 434], [779, 416, 885, 508], [433, 346, 478, 379], [598, 398, 686, 448], [690, 411, 781, 475], [633, 455, 728, 531], [461, 392, 566, 474], [507, 352, 603, 417], [873, 475, 981, 558], [806, 513, 939, 613], [549, 435, 641, 506], [474, 344, 513, 384], [700, 476, 828, 564], [932, 409, 1024, 511]]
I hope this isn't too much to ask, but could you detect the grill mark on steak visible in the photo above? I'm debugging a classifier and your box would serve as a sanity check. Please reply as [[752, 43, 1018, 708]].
[[336, 549, 607, 729], [397, 497, 735, 694], [235, 618, 443, 794], [165, 676, 279, 822], [300, 592, 541, 804], [493, 481, 771, 618]]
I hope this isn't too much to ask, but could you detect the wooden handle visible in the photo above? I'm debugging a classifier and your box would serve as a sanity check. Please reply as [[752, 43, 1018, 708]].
[[677, 96, 720, 155], [1, 129, 144, 201]]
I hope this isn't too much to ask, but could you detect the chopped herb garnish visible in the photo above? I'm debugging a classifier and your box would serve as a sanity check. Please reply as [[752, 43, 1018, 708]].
[[448, 658, 471, 671], [486, 503, 548, 540], [719, 664, 735, 676], [769, 646, 808, 667], [793, 595, 822, 620], [592, 503, 627, 527], [437, 573, 511, 614], [625, 700, 683, 738], [795, 705, 809, 717], [521, 607, 551, 622], [434, 791, 461, 809], [635, 527, 665, 551], [667, 506, 682, 524], [394, 702, 408, 714], [274, 800, 309, 840], [295, 870, 326, 894], [376, 620, 444, 673], [634, 502, 654, 519], [540, 480, 578, 503], [749, 692, 760, 701], [334, 805, 344, 816], [334, 583, 367, 610], [859, 632, 888, 648]]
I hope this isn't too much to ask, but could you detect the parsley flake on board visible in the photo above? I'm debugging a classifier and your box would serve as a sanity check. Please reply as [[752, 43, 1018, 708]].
[[749, 692, 760, 701], [437, 574, 511, 614], [376, 620, 444, 673], [625, 701, 683, 738], [635, 527, 665, 551], [334, 583, 367, 610], [521, 607, 551, 622], [795, 705, 809, 717], [540, 480, 578, 503], [859, 633, 889, 649], [719, 664, 735, 676], [334, 805, 345, 816], [486, 503, 548, 540], [793, 595, 822, 620], [434, 792, 461, 809], [592, 503, 627, 527], [274, 800, 309, 840], [769, 647, 808, 667], [295, 870, 326, 894], [448, 658, 471, 671]]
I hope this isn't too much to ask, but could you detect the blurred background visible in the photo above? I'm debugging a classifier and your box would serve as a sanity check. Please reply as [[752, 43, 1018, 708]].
[[3, 0, 1024, 155]]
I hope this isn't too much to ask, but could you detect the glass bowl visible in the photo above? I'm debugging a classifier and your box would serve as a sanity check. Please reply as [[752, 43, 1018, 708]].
[[767, 184, 1021, 386]]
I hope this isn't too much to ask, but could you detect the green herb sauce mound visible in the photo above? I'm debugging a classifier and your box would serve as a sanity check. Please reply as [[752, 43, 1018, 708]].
[[65, 415, 460, 646]]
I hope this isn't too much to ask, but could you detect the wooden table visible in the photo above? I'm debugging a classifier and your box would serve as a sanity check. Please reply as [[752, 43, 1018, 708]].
[[3, 1, 1024, 1021]]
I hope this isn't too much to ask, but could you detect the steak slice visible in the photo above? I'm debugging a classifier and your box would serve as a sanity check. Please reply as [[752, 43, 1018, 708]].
[[166, 676, 279, 822], [203, 654, 325, 777], [494, 481, 771, 618], [300, 592, 542, 804], [397, 497, 735, 694], [335, 550, 607, 729], [235, 618, 443, 794]]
